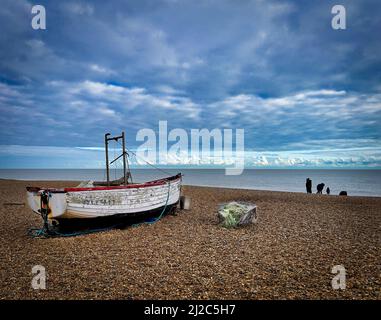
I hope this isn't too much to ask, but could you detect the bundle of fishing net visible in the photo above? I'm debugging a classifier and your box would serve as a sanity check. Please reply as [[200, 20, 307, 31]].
[[218, 202, 258, 228]]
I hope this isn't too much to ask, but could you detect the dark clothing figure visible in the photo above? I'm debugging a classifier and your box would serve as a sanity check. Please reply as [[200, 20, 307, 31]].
[[306, 178, 312, 194], [317, 183, 325, 194], [326, 187, 330, 195]]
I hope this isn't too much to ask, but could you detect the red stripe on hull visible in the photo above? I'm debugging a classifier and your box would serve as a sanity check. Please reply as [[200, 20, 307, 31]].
[[26, 174, 182, 194]]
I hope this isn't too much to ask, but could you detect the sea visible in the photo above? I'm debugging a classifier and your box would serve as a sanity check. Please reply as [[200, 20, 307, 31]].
[[1, 168, 381, 197]]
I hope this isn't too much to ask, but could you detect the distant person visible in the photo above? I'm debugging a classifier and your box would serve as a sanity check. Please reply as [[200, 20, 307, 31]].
[[326, 187, 330, 195], [317, 183, 325, 194], [306, 178, 312, 194]]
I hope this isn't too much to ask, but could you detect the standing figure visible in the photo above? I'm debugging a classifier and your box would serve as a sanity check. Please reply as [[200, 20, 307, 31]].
[[317, 183, 325, 194], [306, 178, 312, 194], [326, 187, 330, 195]]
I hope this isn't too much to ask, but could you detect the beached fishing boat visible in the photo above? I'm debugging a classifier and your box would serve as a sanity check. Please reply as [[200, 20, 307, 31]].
[[26, 132, 182, 226], [26, 174, 181, 220]]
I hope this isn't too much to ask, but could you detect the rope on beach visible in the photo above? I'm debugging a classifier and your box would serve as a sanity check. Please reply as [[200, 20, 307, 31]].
[[27, 223, 123, 238], [131, 180, 172, 227], [3, 202, 25, 206]]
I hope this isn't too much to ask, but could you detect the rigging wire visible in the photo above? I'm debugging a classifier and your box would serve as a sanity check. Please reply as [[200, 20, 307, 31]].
[[114, 139, 174, 177]]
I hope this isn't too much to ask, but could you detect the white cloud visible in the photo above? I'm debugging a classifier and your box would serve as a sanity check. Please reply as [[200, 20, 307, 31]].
[[89, 64, 115, 75], [1, 79, 380, 168], [72, 81, 201, 119], [63, 2, 94, 15], [1, 143, 380, 168], [210, 90, 381, 124], [79, 81, 125, 95]]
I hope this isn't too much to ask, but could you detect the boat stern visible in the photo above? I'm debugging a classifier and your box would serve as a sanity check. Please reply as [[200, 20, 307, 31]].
[[26, 187, 67, 219]]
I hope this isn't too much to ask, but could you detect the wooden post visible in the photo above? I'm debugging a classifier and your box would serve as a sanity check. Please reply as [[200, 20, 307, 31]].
[[122, 131, 127, 186], [180, 196, 191, 210], [105, 133, 110, 186]]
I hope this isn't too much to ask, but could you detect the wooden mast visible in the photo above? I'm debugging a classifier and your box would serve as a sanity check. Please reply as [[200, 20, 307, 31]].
[[105, 133, 110, 186], [122, 131, 127, 185], [105, 132, 131, 186]]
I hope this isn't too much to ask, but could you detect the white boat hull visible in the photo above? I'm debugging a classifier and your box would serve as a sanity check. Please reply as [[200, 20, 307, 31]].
[[26, 174, 182, 220]]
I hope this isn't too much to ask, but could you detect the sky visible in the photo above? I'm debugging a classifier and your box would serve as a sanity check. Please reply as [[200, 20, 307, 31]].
[[0, 0, 380, 169]]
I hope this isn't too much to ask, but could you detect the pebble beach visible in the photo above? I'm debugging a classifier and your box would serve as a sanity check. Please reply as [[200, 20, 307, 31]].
[[0, 179, 380, 300]]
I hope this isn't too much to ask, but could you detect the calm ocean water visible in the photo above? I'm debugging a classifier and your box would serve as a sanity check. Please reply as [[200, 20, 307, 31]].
[[0, 169, 380, 197]]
